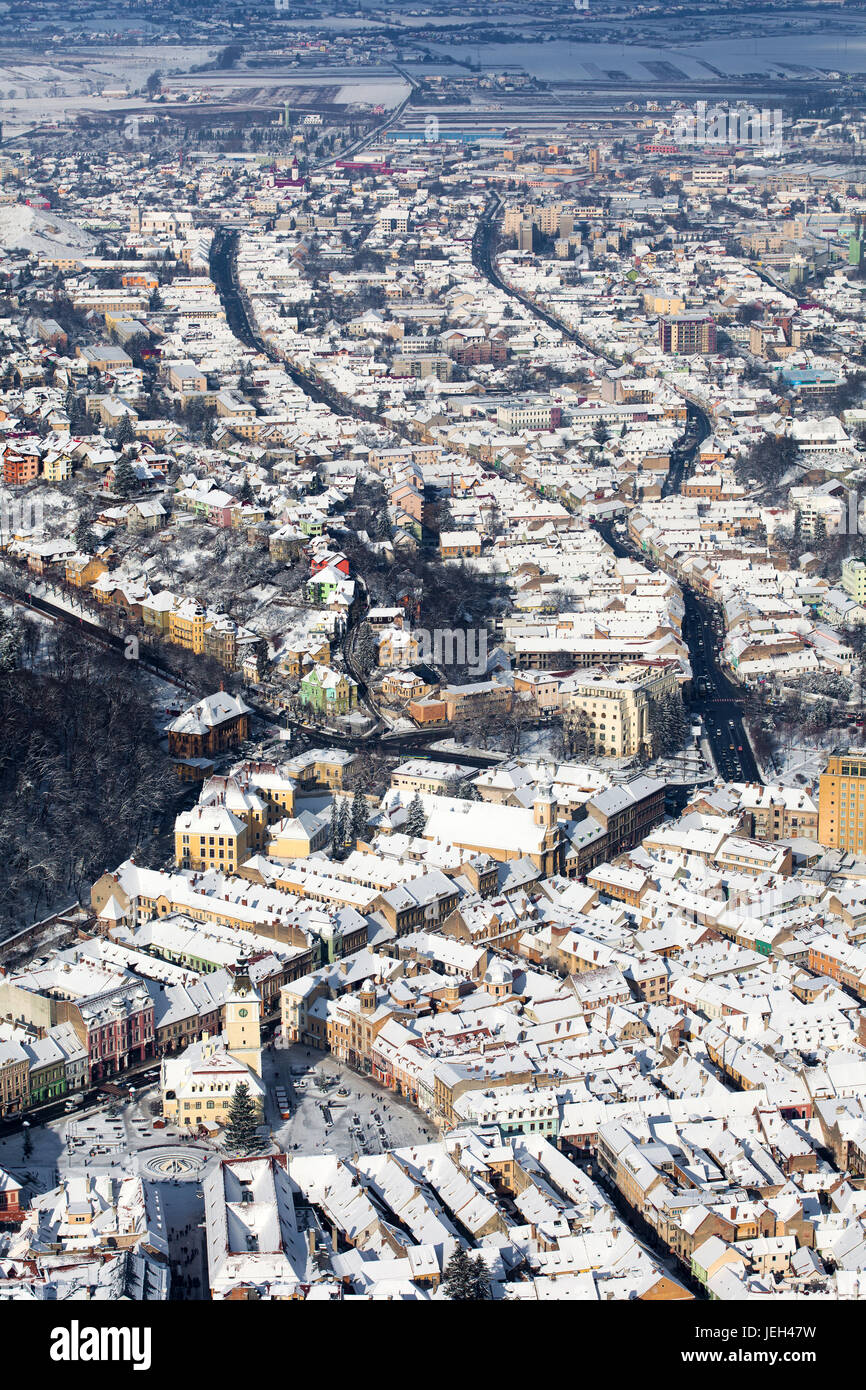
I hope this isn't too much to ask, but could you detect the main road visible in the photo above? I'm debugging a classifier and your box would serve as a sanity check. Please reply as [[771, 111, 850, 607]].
[[596, 521, 761, 784]]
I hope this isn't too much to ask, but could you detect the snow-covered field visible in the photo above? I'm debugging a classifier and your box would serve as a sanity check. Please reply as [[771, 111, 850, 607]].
[[337, 79, 409, 105], [0, 43, 219, 128], [0, 204, 97, 257]]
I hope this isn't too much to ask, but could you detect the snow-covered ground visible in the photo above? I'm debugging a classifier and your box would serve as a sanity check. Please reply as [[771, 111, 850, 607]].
[[337, 79, 409, 105], [267, 1043, 436, 1158], [0, 204, 96, 257], [428, 737, 508, 761], [0, 43, 219, 131], [767, 733, 839, 787], [0, 1048, 435, 1214], [0, 1083, 199, 1196]]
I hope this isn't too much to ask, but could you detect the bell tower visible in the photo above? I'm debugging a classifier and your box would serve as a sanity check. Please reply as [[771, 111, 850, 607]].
[[533, 785, 556, 830], [225, 957, 262, 1076]]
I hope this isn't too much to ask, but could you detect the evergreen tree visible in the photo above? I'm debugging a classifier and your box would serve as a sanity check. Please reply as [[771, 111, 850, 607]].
[[224, 1082, 263, 1155], [253, 638, 268, 680], [405, 792, 427, 838], [442, 1246, 492, 1301], [350, 785, 368, 843], [74, 512, 95, 553], [113, 455, 137, 498], [455, 776, 480, 801], [114, 413, 135, 449], [330, 798, 341, 856], [647, 692, 689, 757], [338, 799, 352, 849], [469, 1254, 491, 1300], [237, 476, 254, 505]]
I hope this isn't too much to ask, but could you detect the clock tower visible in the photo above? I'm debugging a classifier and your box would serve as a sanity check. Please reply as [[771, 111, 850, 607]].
[[225, 958, 262, 1077]]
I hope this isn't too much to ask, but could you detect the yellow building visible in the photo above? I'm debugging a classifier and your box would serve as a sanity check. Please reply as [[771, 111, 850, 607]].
[[562, 663, 679, 758], [141, 589, 176, 635], [199, 776, 271, 854], [842, 558, 866, 605], [161, 960, 264, 1128], [169, 598, 208, 655], [283, 749, 357, 791], [174, 804, 249, 873], [377, 627, 420, 666], [0, 1045, 28, 1117], [42, 455, 71, 483], [204, 618, 238, 670], [65, 554, 109, 589], [818, 752, 866, 852], [643, 293, 686, 316], [242, 763, 298, 818], [267, 812, 329, 858], [161, 1041, 265, 1128]]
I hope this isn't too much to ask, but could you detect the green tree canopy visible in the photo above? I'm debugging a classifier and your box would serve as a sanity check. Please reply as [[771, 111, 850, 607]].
[[442, 1246, 492, 1301], [224, 1081, 264, 1155]]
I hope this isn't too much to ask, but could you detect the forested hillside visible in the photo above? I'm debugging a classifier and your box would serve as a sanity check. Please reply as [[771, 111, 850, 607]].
[[0, 611, 175, 938]]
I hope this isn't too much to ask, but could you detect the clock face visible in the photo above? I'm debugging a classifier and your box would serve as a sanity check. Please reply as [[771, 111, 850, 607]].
[[238, 1008, 248, 1018]]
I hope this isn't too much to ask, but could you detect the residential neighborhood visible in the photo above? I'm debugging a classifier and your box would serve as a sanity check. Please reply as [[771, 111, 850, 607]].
[[3, 0, 866, 1341]]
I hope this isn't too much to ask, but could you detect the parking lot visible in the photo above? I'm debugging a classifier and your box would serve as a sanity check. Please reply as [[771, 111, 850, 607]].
[[265, 1043, 436, 1158]]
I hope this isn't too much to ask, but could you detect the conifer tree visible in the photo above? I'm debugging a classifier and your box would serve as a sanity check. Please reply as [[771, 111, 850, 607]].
[[442, 1246, 492, 1301], [224, 1082, 263, 1155], [350, 785, 368, 843], [405, 792, 426, 838], [114, 413, 135, 449], [338, 799, 352, 850], [74, 512, 95, 553], [113, 455, 137, 498]]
